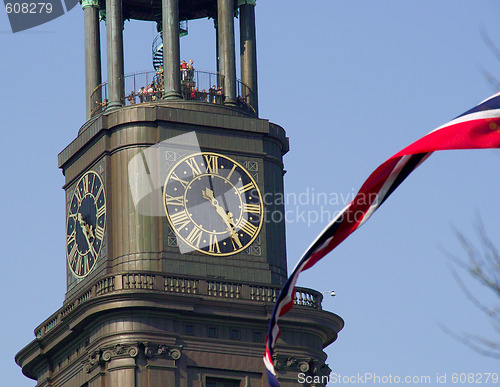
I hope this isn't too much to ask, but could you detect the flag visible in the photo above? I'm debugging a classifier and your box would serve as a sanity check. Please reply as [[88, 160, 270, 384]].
[[264, 92, 500, 386]]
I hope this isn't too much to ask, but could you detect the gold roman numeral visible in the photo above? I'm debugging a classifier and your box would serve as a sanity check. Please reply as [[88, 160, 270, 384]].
[[67, 231, 76, 245], [68, 240, 78, 266], [165, 194, 184, 206], [83, 174, 89, 192], [208, 233, 221, 254], [243, 203, 261, 214], [185, 157, 202, 177], [74, 186, 82, 202], [96, 204, 106, 218], [94, 184, 103, 201], [239, 218, 258, 237], [185, 227, 203, 248], [84, 254, 91, 273], [236, 182, 255, 195], [226, 164, 237, 180], [170, 172, 189, 189], [95, 225, 105, 240], [89, 173, 95, 193], [75, 255, 82, 274], [204, 154, 219, 174], [90, 244, 98, 259], [170, 210, 191, 230]]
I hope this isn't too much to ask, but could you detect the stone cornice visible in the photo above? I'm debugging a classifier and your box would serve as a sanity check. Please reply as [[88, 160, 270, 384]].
[[16, 272, 343, 380], [59, 103, 287, 170]]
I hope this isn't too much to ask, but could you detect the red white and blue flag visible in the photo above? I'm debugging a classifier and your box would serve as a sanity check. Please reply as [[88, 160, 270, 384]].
[[264, 92, 500, 386]]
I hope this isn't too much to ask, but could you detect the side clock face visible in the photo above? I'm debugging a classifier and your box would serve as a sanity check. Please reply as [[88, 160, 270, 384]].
[[163, 152, 263, 256], [66, 171, 106, 278]]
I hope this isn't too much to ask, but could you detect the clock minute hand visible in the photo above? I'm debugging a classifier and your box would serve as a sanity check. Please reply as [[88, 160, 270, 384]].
[[202, 188, 243, 249], [86, 224, 95, 240], [226, 212, 243, 249], [202, 188, 232, 229]]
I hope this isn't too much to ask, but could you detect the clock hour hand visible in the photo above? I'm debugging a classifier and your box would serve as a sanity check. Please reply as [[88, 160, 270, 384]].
[[77, 213, 95, 249], [202, 188, 242, 248]]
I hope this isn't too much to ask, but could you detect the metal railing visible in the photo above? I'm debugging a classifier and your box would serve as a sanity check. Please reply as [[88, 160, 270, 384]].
[[152, 24, 189, 70], [89, 69, 256, 117], [34, 272, 323, 338]]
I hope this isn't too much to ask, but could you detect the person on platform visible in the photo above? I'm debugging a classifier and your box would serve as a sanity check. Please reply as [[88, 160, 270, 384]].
[[156, 66, 164, 88], [147, 83, 154, 101], [187, 59, 195, 80], [216, 86, 224, 104], [190, 86, 197, 100], [209, 85, 217, 103], [127, 91, 136, 105], [180, 60, 187, 81]]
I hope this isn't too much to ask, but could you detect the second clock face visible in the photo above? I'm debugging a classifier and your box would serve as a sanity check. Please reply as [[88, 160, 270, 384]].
[[163, 152, 263, 256], [66, 171, 106, 278]]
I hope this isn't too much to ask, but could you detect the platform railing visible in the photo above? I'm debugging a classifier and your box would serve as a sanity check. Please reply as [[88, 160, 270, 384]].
[[34, 272, 323, 338], [89, 69, 256, 117]]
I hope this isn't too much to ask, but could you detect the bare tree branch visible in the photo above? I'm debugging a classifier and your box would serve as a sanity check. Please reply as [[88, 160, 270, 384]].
[[441, 220, 500, 359]]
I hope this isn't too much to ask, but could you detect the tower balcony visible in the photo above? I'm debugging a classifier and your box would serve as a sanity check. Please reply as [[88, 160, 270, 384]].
[[32, 271, 330, 340], [17, 271, 343, 384], [90, 69, 257, 118]]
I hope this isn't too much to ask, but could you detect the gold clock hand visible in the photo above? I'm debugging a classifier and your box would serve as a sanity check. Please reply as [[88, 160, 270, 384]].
[[86, 223, 95, 240], [77, 213, 87, 237], [203, 189, 244, 247], [77, 213, 94, 251], [202, 188, 233, 230], [226, 212, 243, 249], [202, 188, 243, 248]]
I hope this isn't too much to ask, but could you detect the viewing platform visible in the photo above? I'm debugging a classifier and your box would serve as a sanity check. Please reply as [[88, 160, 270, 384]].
[[33, 272, 326, 339], [90, 69, 256, 118]]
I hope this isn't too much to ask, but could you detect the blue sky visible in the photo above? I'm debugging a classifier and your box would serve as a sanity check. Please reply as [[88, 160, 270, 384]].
[[2, 1, 500, 386]]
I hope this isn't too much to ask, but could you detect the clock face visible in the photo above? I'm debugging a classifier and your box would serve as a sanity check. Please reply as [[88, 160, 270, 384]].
[[163, 152, 263, 256], [66, 171, 106, 278]]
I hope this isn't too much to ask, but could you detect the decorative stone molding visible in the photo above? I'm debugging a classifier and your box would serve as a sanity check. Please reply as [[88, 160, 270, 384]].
[[81, 0, 100, 9], [84, 343, 139, 373], [299, 361, 310, 373], [143, 342, 182, 360], [84, 350, 101, 373], [102, 344, 139, 361], [89, 351, 100, 366], [272, 354, 328, 377]]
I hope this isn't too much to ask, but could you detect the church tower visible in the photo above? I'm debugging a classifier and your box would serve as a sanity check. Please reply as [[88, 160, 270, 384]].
[[16, 1, 343, 385]]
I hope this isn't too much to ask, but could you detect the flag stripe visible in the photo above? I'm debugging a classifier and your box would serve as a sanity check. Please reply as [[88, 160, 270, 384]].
[[378, 153, 429, 207], [264, 93, 500, 386]]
